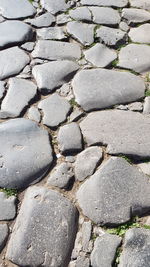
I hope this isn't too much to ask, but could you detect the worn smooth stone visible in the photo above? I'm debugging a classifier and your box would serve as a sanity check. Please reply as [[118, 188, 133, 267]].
[[32, 60, 79, 93], [27, 106, 41, 122], [81, 0, 128, 7], [0, 81, 5, 99], [41, 0, 69, 14], [0, 47, 30, 80], [0, 0, 36, 19], [143, 96, 150, 114], [91, 234, 121, 267], [75, 147, 102, 181], [138, 162, 150, 176], [47, 162, 74, 188], [67, 21, 94, 46], [122, 8, 150, 24], [0, 119, 53, 189], [72, 69, 145, 111], [130, 0, 150, 10], [119, 21, 129, 31], [129, 24, 150, 43], [38, 93, 71, 127], [80, 110, 150, 158], [119, 228, 150, 267], [118, 44, 150, 73], [89, 7, 121, 25], [6, 186, 78, 267], [0, 224, 8, 252], [0, 192, 16, 220], [37, 27, 66, 40], [69, 7, 92, 21], [26, 13, 55, 28], [84, 44, 117, 67], [0, 78, 37, 118], [96, 26, 126, 46], [77, 157, 150, 225], [21, 42, 35, 52], [58, 123, 82, 154], [57, 14, 71, 25], [32, 40, 81, 60]]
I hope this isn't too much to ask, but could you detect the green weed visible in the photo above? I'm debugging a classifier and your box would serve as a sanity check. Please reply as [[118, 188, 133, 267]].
[[0, 188, 17, 197]]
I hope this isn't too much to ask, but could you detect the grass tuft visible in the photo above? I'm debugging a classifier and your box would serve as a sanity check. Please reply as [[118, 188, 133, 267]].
[[0, 188, 17, 197]]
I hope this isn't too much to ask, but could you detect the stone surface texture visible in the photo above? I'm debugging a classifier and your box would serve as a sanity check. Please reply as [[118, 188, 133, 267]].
[[0, 192, 16, 220]]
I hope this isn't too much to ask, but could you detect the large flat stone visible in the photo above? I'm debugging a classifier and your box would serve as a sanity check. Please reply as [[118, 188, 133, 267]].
[[80, 110, 150, 158], [37, 27, 66, 40], [89, 7, 121, 25], [32, 40, 81, 60], [41, 0, 69, 14], [96, 26, 126, 46], [76, 157, 150, 225], [129, 24, 150, 43], [72, 69, 145, 111], [69, 7, 92, 21], [6, 186, 78, 267], [118, 44, 150, 73], [26, 13, 55, 28], [0, 0, 36, 19], [0, 47, 30, 80], [0, 192, 16, 220], [129, 0, 150, 10], [32, 60, 79, 93], [0, 119, 53, 189], [81, 0, 128, 7], [122, 8, 150, 24]]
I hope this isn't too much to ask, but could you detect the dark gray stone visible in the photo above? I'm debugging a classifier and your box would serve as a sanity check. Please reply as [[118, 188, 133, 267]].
[[69, 7, 92, 21], [96, 26, 126, 46], [129, 24, 150, 43], [0, 81, 5, 99], [26, 13, 55, 28], [37, 27, 66, 40], [77, 157, 150, 225], [0, 192, 16, 220], [89, 7, 121, 25], [122, 8, 150, 24], [129, 0, 150, 10], [41, 0, 69, 14], [81, 0, 128, 7], [0, 224, 8, 252]]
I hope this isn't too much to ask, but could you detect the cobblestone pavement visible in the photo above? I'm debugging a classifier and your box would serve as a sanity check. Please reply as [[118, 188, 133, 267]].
[[0, 0, 150, 266]]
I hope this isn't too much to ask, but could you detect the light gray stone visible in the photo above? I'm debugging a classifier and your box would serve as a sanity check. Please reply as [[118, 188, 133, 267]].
[[119, 21, 129, 31], [57, 13, 71, 25], [37, 27, 66, 40], [129, 24, 150, 43], [6, 186, 78, 267], [128, 102, 143, 111], [0, 81, 5, 99], [0, 192, 16, 220], [0, 224, 8, 252], [84, 44, 117, 67], [0, 118, 53, 189], [118, 44, 150, 73], [0, 0, 36, 19], [69, 7, 92, 21], [26, 13, 55, 28], [96, 26, 126, 46], [143, 96, 150, 114], [82, 221, 92, 252], [130, 0, 150, 10], [138, 162, 150, 176], [32, 40, 81, 60], [119, 228, 150, 267], [47, 162, 74, 188], [27, 106, 41, 122], [58, 123, 82, 154], [122, 8, 150, 24], [41, 0, 69, 14], [69, 108, 83, 122], [67, 21, 94, 46], [75, 147, 102, 181], [80, 110, 150, 158], [77, 157, 150, 225], [21, 42, 35, 52], [0, 78, 37, 118], [38, 93, 71, 127], [0, 47, 30, 80], [91, 233, 121, 267], [32, 60, 79, 93], [76, 256, 90, 267], [81, 0, 128, 7], [72, 69, 145, 111], [89, 7, 121, 25]]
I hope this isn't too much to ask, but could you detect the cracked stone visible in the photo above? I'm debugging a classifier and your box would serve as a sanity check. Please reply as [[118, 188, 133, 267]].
[[69, 7, 92, 21], [40, 0, 69, 14], [122, 8, 150, 24], [37, 27, 66, 40], [89, 7, 121, 25], [26, 12, 55, 27], [96, 26, 126, 46], [0, 224, 8, 252], [0, 192, 16, 220], [129, 24, 150, 44]]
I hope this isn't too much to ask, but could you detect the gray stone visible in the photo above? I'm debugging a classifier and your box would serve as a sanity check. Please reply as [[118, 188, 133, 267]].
[[0, 20, 33, 48], [122, 8, 150, 24], [128, 102, 143, 111], [0, 192, 16, 220], [81, 0, 128, 7], [41, 0, 69, 14], [84, 44, 117, 67], [38, 93, 71, 127], [6, 186, 78, 267], [37, 27, 66, 40], [0, 81, 5, 99], [119, 228, 150, 267], [26, 13, 55, 28], [27, 106, 41, 122], [75, 147, 102, 181], [59, 83, 71, 97], [143, 96, 150, 114], [91, 233, 121, 267], [32, 40, 81, 60], [130, 0, 150, 10], [58, 123, 82, 154], [32, 60, 79, 93], [0, 0, 36, 19], [96, 26, 126, 46], [77, 157, 150, 225], [69, 108, 83, 122], [119, 21, 129, 31], [76, 256, 90, 267], [0, 78, 37, 118], [72, 69, 145, 111], [67, 21, 94, 46], [82, 221, 92, 252], [21, 42, 35, 52], [129, 24, 150, 44], [138, 162, 150, 176], [89, 7, 120, 25], [57, 13, 71, 25], [69, 7, 92, 21], [0, 47, 30, 80], [118, 44, 150, 73], [47, 162, 74, 188], [0, 118, 53, 189], [80, 110, 150, 158], [0, 224, 8, 252]]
